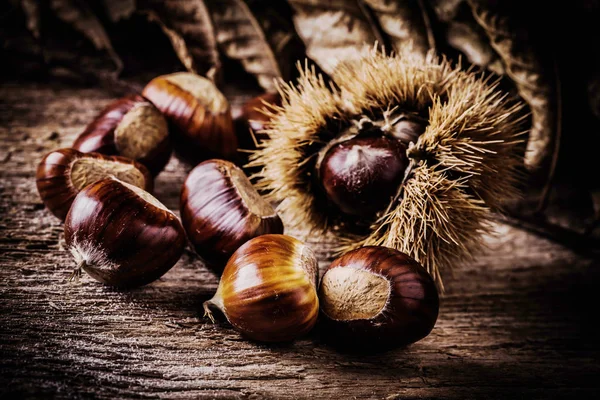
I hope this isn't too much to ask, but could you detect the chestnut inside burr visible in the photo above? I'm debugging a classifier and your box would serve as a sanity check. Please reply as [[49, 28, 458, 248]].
[[229, 166, 277, 217], [165, 73, 229, 114], [319, 267, 390, 320], [318, 136, 408, 217], [114, 103, 168, 160], [69, 158, 147, 191]]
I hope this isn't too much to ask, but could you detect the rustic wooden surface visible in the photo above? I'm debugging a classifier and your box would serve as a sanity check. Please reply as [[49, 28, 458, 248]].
[[1, 81, 599, 399]]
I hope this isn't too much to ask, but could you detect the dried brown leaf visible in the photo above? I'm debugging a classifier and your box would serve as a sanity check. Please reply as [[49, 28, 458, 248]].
[[430, 0, 502, 73], [287, 0, 380, 76], [49, 0, 122, 72], [137, 0, 221, 79], [363, 0, 431, 56], [468, 0, 560, 174], [445, 20, 504, 74], [103, 0, 136, 22], [288, 0, 433, 76], [207, 0, 290, 92], [21, 0, 41, 39]]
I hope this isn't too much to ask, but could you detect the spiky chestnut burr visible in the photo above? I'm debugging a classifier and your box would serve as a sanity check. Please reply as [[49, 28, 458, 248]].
[[36, 148, 153, 220], [249, 50, 526, 288], [203, 234, 319, 342], [64, 177, 185, 287], [319, 246, 439, 350], [72, 95, 171, 176], [180, 159, 283, 267], [142, 72, 236, 164]]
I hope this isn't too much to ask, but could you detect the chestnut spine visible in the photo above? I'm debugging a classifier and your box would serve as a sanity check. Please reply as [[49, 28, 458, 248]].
[[249, 49, 526, 288]]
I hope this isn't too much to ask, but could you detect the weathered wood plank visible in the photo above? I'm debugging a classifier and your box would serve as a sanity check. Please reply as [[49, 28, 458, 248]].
[[1, 82, 599, 399]]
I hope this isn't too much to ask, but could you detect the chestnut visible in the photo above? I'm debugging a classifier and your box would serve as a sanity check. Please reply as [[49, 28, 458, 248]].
[[391, 119, 426, 144], [142, 72, 237, 164], [318, 246, 439, 350], [386, 113, 427, 144], [180, 159, 283, 267], [318, 136, 408, 217], [72, 94, 171, 176], [64, 177, 186, 287], [235, 92, 281, 134], [36, 148, 153, 220], [203, 234, 319, 342]]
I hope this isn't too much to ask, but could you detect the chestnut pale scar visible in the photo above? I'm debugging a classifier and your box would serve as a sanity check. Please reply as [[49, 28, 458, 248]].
[[69, 158, 146, 191], [320, 267, 390, 320]]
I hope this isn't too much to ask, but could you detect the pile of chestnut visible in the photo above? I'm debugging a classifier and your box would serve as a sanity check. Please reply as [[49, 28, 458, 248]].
[[35, 72, 439, 350]]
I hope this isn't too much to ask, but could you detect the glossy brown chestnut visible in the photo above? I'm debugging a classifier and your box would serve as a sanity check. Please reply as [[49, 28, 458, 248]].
[[235, 92, 281, 134], [142, 72, 237, 164], [64, 177, 185, 287], [36, 148, 153, 220], [203, 234, 319, 342], [318, 246, 439, 350], [319, 136, 408, 217], [387, 114, 427, 144], [72, 94, 171, 176], [181, 159, 283, 267], [384, 111, 427, 145]]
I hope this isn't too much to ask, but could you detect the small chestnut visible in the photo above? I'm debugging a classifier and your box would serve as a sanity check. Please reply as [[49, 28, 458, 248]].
[[387, 114, 427, 144], [64, 177, 186, 287], [318, 246, 439, 350], [36, 148, 153, 220], [181, 159, 283, 266], [72, 94, 171, 176], [234, 92, 281, 134], [318, 136, 408, 217], [203, 234, 319, 342], [142, 72, 237, 164]]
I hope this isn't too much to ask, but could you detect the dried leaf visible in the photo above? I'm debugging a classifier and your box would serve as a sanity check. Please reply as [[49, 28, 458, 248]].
[[430, 0, 502, 74], [445, 20, 503, 74], [207, 0, 288, 92], [21, 0, 41, 39], [428, 0, 464, 21], [137, 0, 221, 79], [288, 0, 380, 76], [49, 0, 122, 73], [288, 0, 433, 77], [468, 0, 560, 174], [362, 0, 431, 56], [103, 0, 136, 22]]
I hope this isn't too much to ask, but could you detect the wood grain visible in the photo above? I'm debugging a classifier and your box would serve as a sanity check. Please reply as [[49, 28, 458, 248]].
[[1, 82, 599, 399]]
